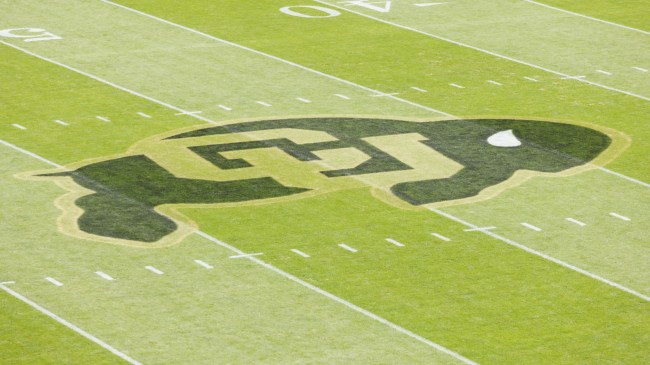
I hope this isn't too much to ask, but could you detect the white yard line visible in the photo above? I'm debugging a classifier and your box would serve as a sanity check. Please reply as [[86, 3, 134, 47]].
[[45, 277, 64, 286], [96, 116, 110, 122], [195, 231, 478, 365], [609, 212, 631, 221], [0, 283, 143, 365], [565, 218, 586, 227], [53, 119, 69, 126], [520, 222, 542, 232], [290, 249, 311, 258], [598, 167, 650, 188], [229, 252, 264, 259], [95, 271, 115, 281], [632, 66, 648, 73], [12, 123, 27, 130], [334, 93, 351, 99], [487, 80, 502, 86], [194, 259, 214, 269], [217, 105, 232, 111], [0, 139, 64, 168], [429, 207, 649, 302], [411, 86, 427, 92], [450, 83, 465, 89], [137, 112, 151, 118], [386, 238, 405, 247], [256, 101, 272, 107], [523, 76, 539, 82], [521, 0, 650, 36], [145, 265, 164, 275], [431, 233, 451, 242], [296, 97, 312, 103], [595, 70, 612, 76], [312, 0, 650, 102], [338, 243, 358, 253], [98, 0, 452, 117]]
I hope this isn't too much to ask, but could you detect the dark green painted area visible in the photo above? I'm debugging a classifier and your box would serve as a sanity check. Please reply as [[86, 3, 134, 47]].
[[177, 118, 611, 204], [43, 118, 610, 242]]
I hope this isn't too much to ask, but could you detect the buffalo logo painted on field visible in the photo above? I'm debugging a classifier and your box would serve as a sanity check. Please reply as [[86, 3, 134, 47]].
[[34, 117, 623, 246]]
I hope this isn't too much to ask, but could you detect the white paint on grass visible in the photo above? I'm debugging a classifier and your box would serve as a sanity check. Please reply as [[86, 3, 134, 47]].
[[450, 83, 465, 89], [523, 76, 539, 82], [311, 0, 650, 102], [560, 75, 586, 80], [487, 130, 521, 147], [194, 260, 213, 269], [0, 283, 142, 365], [175, 110, 202, 116], [96, 116, 110, 122], [522, 0, 650, 36], [598, 167, 650, 188], [256, 101, 272, 107], [414, 2, 448, 7], [431, 233, 451, 242], [385, 238, 405, 247], [229, 252, 264, 259], [45, 277, 63, 286], [463, 226, 496, 232], [609, 212, 631, 221], [632, 66, 648, 73], [565, 218, 586, 227], [334, 93, 351, 99], [521, 222, 542, 232], [53, 119, 69, 126], [487, 80, 502, 86], [429, 207, 650, 302], [0, 139, 64, 168], [596, 70, 612, 76], [290, 249, 311, 258], [195, 231, 477, 365], [371, 92, 400, 97], [95, 271, 115, 281], [217, 105, 232, 111], [136, 112, 151, 118], [338, 243, 358, 253], [410, 86, 427, 92], [145, 266, 164, 275], [12, 124, 27, 130], [296, 97, 312, 103]]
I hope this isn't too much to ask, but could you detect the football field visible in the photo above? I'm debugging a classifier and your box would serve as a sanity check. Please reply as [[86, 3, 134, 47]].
[[1, 1, 649, 364]]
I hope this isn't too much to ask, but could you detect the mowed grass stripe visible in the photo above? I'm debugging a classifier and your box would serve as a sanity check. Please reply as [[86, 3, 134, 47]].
[[186, 190, 650, 365], [112, 0, 650, 183]]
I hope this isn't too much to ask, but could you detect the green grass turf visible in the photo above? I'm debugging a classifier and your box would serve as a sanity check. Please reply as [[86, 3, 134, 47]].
[[534, 0, 650, 31], [1, 0, 648, 364]]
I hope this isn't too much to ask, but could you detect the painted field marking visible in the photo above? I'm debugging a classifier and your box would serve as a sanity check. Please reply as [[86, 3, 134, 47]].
[[194, 259, 214, 269], [371, 92, 400, 97], [411, 86, 427, 92], [0, 140, 64, 168], [256, 101, 272, 107], [95, 271, 115, 281], [523, 76, 539, 82], [334, 93, 351, 99], [464, 226, 496, 232], [12, 124, 27, 130], [45, 277, 63, 286], [0, 283, 143, 365], [0, 281, 16, 285], [53, 119, 69, 126], [521, 222, 542, 232], [430, 207, 649, 302], [609, 212, 631, 221], [218, 104, 232, 111], [175, 110, 202, 116], [386, 238, 405, 247], [560, 75, 586, 80], [522, 0, 650, 36], [229, 252, 263, 259], [597, 167, 650, 188], [291, 249, 311, 258], [487, 80, 502, 86], [431, 233, 451, 242], [596, 70, 612, 76], [196, 231, 478, 365], [312, 0, 650, 102], [565, 218, 587, 227], [338, 243, 358, 253], [632, 66, 648, 73], [136, 112, 151, 118], [450, 83, 465, 89], [96, 116, 110, 122], [144, 265, 164, 275], [296, 97, 312, 103]]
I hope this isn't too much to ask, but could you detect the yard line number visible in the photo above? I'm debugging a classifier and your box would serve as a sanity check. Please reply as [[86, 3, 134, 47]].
[[281, 1, 393, 18], [0, 28, 61, 42]]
